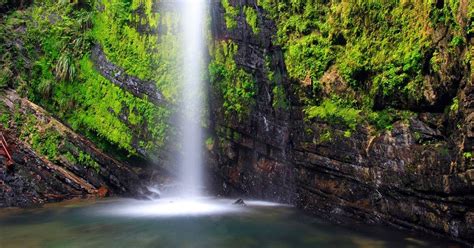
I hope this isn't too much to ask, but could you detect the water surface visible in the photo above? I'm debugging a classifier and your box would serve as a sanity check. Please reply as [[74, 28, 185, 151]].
[[0, 198, 461, 248]]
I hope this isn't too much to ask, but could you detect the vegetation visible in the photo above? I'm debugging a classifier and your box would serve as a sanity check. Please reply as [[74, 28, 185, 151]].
[[272, 85, 289, 110], [244, 6, 259, 34], [0, 0, 173, 157], [209, 40, 257, 120], [93, 0, 181, 101], [304, 98, 360, 134], [464, 152, 473, 159], [9, 111, 101, 173], [254, 0, 470, 134], [221, 0, 239, 30]]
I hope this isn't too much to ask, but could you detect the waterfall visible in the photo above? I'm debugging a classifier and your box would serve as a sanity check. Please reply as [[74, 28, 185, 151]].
[[178, 0, 206, 197]]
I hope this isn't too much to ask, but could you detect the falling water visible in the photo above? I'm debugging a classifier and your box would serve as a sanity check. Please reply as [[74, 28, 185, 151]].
[[178, 0, 206, 197]]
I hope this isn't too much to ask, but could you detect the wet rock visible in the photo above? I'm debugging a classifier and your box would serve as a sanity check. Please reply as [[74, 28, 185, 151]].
[[0, 93, 152, 207], [233, 198, 246, 206], [91, 45, 167, 106]]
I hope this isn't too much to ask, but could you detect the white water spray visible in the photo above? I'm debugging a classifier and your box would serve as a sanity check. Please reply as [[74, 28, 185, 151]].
[[178, 0, 206, 197]]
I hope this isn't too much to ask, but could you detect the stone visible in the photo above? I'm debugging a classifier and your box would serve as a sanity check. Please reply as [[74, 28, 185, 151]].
[[233, 198, 246, 206]]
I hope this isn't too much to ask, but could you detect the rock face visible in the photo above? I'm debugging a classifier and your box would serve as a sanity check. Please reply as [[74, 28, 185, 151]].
[[0, 91, 151, 207], [208, 0, 474, 245], [207, 0, 295, 203], [91, 45, 166, 106]]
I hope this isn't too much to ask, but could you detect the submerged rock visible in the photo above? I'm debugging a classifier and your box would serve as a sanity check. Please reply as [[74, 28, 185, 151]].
[[233, 198, 246, 206]]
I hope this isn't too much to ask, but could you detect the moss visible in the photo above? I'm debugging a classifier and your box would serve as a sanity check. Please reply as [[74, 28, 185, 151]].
[[272, 85, 289, 110], [244, 6, 259, 34], [304, 98, 361, 132], [221, 0, 239, 30], [209, 40, 257, 121], [76, 151, 100, 173], [93, 0, 181, 101], [368, 109, 395, 131], [0, 103, 9, 128], [16, 112, 101, 173], [319, 130, 332, 143], [255, 0, 466, 130], [0, 0, 173, 157], [205, 137, 215, 150], [450, 97, 459, 113], [463, 152, 472, 159]]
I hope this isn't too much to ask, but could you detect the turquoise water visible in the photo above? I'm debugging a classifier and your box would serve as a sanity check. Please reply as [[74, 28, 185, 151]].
[[0, 198, 461, 248]]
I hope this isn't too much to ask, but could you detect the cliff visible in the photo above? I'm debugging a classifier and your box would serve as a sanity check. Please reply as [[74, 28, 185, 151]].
[[207, 0, 474, 245], [0, 0, 473, 245]]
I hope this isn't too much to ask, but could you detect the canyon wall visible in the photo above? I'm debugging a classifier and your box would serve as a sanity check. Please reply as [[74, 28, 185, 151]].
[[0, 0, 473, 245], [208, 0, 474, 245]]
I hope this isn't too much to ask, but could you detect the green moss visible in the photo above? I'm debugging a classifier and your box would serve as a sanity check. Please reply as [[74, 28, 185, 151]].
[[319, 130, 332, 143], [304, 98, 361, 132], [0, 0, 173, 157], [221, 0, 239, 30], [205, 137, 215, 149], [244, 6, 259, 34], [463, 152, 472, 159], [77, 151, 100, 173], [93, 0, 180, 101], [209, 40, 257, 121], [64, 56, 170, 154], [450, 97, 459, 113], [272, 85, 288, 110], [368, 109, 395, 131], [255, 0, 466, 130], [0, 103, 9, 128], [16, 112, 102, 173]]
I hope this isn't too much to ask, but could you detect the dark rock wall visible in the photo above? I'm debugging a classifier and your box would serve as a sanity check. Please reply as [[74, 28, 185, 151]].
[[208, 0, 474, 245], [207, 0, 295, 203], [0, 91, 150, 207]]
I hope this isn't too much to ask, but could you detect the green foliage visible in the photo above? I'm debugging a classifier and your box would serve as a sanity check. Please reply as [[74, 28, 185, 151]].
[[272, 85, 288, 110], [450, 97, 459, 112], [305, 98, 361, 132], [0, 0, 173, 157], [18, 114, 59, 161], [319, 130, 332, 143], [244, 6, 259, 34], [0, 103, 10, 128], [205, 137, 215, 150], [468, 2, 474, 34], [221, 0, 239, 30], [0, 11, 30, 89], [63, 56, 170, 154], [368, 110, 395, 131], [17, 112, 101, 172], [464, 152, 472, 159], [93, 0, 181, 101], [209, 40, 257, 120], [77, 151, 100, 173], [31, 129, 62, 162], [0, 70, 10, 88], [255, 0, 467, 130], [429, 0, 460, 25]]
